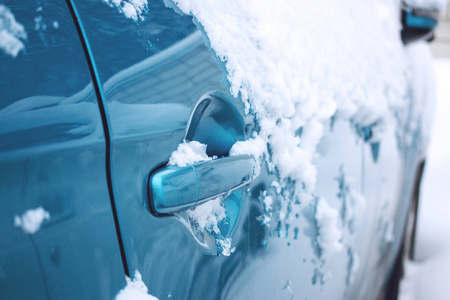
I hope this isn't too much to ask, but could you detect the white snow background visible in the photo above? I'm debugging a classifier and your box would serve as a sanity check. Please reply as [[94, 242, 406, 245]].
[[399, 59, 450, 300]]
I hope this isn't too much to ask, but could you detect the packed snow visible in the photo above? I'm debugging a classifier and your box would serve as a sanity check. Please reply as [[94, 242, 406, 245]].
[[315, 198, 343, 258], [0, 5, 27, 58], [229, 135, 266, 159], [167, 0, 408, 197], [187, 197, 226, 234], [115, 270, 158, 300], [168, 140, 212, 167], [103, 0, 149, 21], [14, 207, 50, 234], [399, 59, 450, 300]]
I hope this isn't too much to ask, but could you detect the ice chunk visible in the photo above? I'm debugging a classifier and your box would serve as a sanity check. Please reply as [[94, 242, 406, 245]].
[[168, 140, 212, 167], [116, 270, 158, 300], [14, 207, 50, 234]]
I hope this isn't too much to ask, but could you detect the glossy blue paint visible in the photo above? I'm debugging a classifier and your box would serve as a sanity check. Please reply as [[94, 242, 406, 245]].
[[0, 1, 125, 299]]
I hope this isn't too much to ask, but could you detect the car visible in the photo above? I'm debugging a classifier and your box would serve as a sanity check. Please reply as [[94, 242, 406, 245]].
[[0, 0, 440, 299]]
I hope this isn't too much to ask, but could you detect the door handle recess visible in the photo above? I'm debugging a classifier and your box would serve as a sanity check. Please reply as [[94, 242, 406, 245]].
[[149, 155, 259, 215]]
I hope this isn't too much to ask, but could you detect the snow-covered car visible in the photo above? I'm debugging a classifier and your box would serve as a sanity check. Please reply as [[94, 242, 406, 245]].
[[0, 0, 440, 299]]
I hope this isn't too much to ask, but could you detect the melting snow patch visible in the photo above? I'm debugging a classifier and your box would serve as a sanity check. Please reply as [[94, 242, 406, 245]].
[[103, 0, 149, 21], [14, 207, 50, 234], [168, 140, 212, 167], [116, 270, 158, 300], [187, 197, 226, 234], [0, 5, 27, 58], [315, 198, 343, 258]]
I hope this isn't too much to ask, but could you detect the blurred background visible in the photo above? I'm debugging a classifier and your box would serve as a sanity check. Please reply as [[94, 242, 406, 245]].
[[400, 3, 450, 299]]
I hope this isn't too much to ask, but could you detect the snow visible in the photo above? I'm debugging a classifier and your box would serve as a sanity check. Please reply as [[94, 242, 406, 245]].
[[187, 197, 226, 234], [115, 270, 158, 300], [216, 238, 235, 256], [167, 0, 408, 197], [0, 4, 27, 58], [404, 0, 449, 9], [229, 135, 266, 159], [315, 198, 343, 258], [168, 140, 212, 167], [14, 207, 50, 234], [399, 59, 450, 300], [404, 42, 437, 160], [103, 0, 149, 21]]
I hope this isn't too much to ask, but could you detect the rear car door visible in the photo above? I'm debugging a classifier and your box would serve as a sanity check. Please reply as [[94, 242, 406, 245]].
[[0, 1, 125, 298]]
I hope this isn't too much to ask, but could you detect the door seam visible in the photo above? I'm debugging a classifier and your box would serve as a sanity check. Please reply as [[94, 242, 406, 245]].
[[65, 0, 130, 277]]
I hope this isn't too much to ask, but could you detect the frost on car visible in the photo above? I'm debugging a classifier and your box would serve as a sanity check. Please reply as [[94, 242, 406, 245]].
[[0, 0, 438, 299]]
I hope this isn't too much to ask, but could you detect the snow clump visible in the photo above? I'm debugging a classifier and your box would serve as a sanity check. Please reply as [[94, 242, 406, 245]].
[[168, 140, 212, 167], [229, 135, 266, 159], [315, 198, 343, 258], [0, 5, 27, 58], [116, 270, 158, 300], [103, 0, 149, 21], [14, 207, 50, 234], [187, 197, 226, 234]]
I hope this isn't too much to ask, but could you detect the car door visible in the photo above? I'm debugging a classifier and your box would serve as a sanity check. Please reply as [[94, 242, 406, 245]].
[[71, 1, 258, 299], [71, 1, 410, 299], [0, 1, 125, 299]]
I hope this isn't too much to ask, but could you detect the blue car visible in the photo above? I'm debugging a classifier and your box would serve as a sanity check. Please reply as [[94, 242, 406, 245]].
[[0, 0, 439, 299]]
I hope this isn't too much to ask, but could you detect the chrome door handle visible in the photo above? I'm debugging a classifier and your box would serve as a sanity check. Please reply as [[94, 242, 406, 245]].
[[149, 155, 259, 215]]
